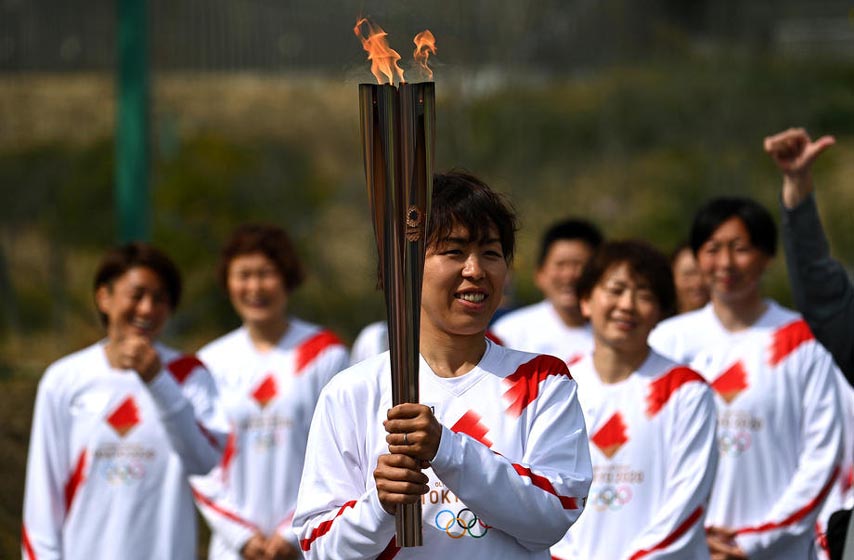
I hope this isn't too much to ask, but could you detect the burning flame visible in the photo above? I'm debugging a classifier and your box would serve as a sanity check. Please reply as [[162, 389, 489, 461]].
[[354, 18, 405, 85], [413, 30, 437, 80], [354, 18, 437, 85]]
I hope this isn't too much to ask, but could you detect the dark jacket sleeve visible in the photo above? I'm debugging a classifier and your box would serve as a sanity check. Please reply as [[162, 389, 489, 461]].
[[781, 192, 854, 380]]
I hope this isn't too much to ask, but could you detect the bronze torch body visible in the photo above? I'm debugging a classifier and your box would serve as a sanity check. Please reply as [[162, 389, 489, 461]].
[[358, 81, 435, 547]]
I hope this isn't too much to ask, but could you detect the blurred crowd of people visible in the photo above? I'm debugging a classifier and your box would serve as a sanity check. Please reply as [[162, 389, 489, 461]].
[[20, 128, 854, 560]]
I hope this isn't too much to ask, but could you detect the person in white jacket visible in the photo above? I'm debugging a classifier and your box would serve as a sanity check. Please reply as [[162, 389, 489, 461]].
[[192, 223, 349, 560], [293, 171, 593, 559], [22, 242, 229, 560], [551, 239, 718, 560], [490, 218, 603, 365], [650, 196, 843, 560]]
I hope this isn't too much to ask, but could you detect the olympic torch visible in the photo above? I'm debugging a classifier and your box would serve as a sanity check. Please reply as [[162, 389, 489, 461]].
[[355, 18, 436, 547], [359, 79, 434, 548]]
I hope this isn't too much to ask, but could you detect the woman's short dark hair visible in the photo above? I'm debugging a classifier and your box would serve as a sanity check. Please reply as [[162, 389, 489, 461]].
[[93, 242, 182, 325], [217, 224, 305, 293], [428, 171, 517, 263], [577, 239, 677, 318], [538, 218, 603, 267], [689, 197, 777, 257]]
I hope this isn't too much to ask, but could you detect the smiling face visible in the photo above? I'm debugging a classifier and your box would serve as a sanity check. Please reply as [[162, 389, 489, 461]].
[[420, 223, 508, 340], [226, 252, 289, 329], [96, 266, 172, 342], [581, 262, 662, 357], [535, 239, 595, 322], [696, 217, 770, 306]]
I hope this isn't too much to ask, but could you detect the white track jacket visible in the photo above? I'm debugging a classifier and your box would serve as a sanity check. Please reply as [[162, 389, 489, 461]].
[[193, 320, 349, 559], [651, 301, 843, 559], [551, 351, 718, 560], [22, 341, 228, 560], [293, 341, 593, 559]]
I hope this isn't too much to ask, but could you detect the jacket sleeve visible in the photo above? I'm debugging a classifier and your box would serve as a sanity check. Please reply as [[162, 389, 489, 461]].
[[292, 380, 396, 560], [22, 372, 71, 560], [191, 464, 258, 553], [815, 370, 854, 541], [735, 346, 843, 556], [274, 511, 300, 552], [429, 375, 593, 551], [276, 343, 350, 550], [146, 358, 229, 475], [781, 193, 854, 379], [625, 384, 718, 559]]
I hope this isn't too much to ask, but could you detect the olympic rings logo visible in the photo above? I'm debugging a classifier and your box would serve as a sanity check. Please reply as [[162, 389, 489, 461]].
[[100, 462, 146, 485], [252, 430, 279, 450], [590, 485, 633, 512], [718, 430, 751, 456], [434, 508, 490, 539]]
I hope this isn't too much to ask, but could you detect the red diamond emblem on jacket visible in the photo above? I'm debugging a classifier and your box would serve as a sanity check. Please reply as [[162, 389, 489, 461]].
[[252, 374, 278, 409], [451, 410, 493, 448], [711, 361, 749, 404], [106, 396, 141, 437], [590, 412, 629, 459]]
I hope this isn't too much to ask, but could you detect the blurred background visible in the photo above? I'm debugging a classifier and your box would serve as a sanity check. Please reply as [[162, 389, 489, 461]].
[[2, 0, 853, 555]]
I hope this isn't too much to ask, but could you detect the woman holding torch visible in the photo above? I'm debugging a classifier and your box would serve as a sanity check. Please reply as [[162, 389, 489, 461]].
[[22, 243, 228, 559], [293, 171, 593, 559]]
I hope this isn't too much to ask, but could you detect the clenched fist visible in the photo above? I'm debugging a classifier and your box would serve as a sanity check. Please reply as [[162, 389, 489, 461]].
[[105, 334, 162, 382]]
